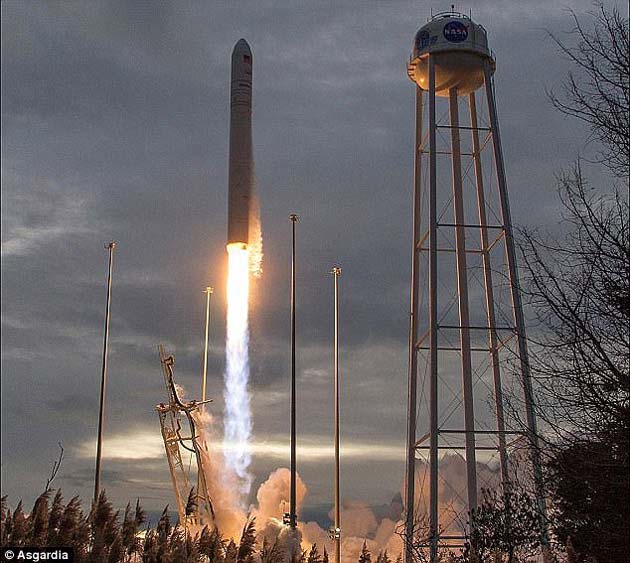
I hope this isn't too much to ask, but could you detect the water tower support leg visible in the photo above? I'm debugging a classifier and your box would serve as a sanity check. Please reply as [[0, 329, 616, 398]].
[[468, 91, 509, 488], [448, 86, 478, 513], [483, 60, 550, 558], [428, 55, 439, 563], [404, 85, 423, 563]]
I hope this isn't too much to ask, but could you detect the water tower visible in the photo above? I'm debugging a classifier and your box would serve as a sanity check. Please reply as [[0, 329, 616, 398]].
[[403, 10, 548, 561]]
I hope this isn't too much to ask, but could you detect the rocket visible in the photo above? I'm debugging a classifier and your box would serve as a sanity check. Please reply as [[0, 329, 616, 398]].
[[227, 38, 253, 248]]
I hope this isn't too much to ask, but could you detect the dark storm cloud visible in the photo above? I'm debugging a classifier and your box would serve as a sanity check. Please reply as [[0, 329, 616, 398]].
[[1, 0, 613, 512]]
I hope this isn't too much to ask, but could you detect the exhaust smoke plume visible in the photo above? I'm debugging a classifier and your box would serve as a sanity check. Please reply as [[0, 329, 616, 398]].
[[192, 408, 406, 561], [193, 409, 248, 540], [192, 408, 501, 563]]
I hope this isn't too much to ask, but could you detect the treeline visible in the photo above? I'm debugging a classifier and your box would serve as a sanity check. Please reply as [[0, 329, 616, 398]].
[[0, 490, 395, 563]]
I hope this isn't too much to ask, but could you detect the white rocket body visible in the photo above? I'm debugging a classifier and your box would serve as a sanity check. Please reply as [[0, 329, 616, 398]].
[[227, 39, 253, 247]]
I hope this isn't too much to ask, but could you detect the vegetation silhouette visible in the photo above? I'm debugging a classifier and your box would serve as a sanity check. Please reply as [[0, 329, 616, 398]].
[[0, 490, 399, 563]]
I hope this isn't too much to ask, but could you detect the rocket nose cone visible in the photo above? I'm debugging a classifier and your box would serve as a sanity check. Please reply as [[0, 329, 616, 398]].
[[233, 38, 252, 57]]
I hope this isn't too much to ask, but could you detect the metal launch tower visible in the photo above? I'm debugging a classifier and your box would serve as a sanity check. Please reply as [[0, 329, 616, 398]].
[[156, 345, 215, 529], [403, 11, 547, 561]]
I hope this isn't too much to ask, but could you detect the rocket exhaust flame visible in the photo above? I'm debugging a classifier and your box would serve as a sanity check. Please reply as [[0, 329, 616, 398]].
[[224, 242, 253, 499]]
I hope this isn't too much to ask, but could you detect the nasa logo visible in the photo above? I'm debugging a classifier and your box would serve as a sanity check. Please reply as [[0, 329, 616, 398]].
[[443, 20, 468, 43]]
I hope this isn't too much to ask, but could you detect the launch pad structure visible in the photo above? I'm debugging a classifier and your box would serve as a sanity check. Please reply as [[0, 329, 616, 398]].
[[156, 344, 215, 528], [403, 10, 548, 562]]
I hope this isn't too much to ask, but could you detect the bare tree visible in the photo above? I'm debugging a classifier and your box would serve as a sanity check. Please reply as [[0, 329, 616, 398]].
[[44, 442, 64, 493], [547, 6, 629, 177], [518, 5, 629, 561], [396, 513, 448, 563], [519, 166, 629, 562], [466, 486, 542, 563], [521, 166, 629, 442]]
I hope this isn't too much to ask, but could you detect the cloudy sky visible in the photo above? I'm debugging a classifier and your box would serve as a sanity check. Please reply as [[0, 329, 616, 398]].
[[1, 0, 617, 522]]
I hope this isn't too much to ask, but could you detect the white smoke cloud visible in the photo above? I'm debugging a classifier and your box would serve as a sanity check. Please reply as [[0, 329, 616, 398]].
[[193, 409, 248, 540], [185, 433, 404, 563], [411, 454, 502, 537], [244, 468, 406, 563]]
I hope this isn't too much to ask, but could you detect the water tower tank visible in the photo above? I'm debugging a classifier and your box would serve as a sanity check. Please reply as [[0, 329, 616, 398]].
[[407, 11, 495, 96]]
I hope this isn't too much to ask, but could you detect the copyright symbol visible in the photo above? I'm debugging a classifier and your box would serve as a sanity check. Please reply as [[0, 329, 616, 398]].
[[4, 550, 15, 560]]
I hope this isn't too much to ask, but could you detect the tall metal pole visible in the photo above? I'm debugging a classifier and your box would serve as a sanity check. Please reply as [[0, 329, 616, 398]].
[[482, 61, 549, 552], [332, 265, 342, 563], [289, 213, 299, 530], [197, 286, 214, 517], [404, 85, 423, 563], [427, 55, 439, 563], [94, 241, 116, 505], [202, 286, 214, 415]]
